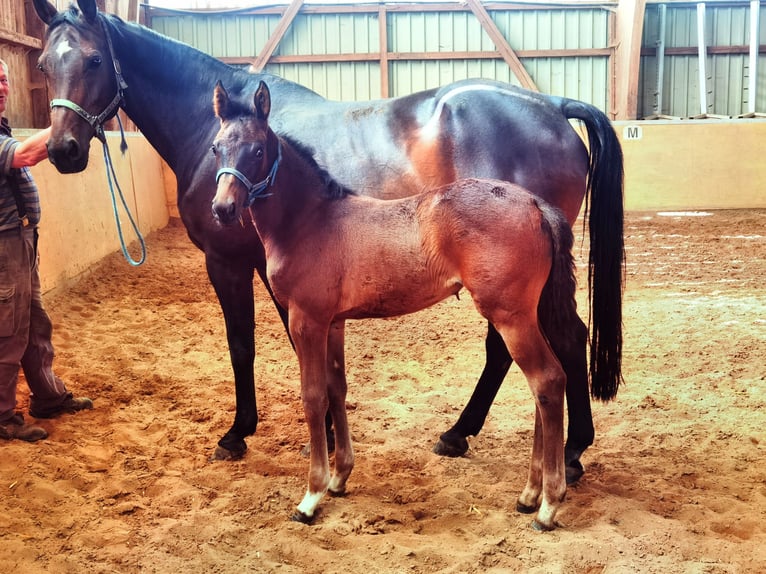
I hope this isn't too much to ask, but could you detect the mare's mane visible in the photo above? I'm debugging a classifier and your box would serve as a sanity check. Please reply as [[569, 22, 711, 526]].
[[222, 94, 354, 201]]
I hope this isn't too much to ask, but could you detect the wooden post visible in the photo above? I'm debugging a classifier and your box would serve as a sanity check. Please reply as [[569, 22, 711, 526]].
[[250, 0, 305, 73], [613, 0, 647, 120], [379, 6, 389, 99], [464, 0, 537, 91]]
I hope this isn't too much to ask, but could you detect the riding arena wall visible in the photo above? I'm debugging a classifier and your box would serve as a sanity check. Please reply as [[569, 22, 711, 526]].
[[16, 117, 765, 294], [15, 130, 171, 294]]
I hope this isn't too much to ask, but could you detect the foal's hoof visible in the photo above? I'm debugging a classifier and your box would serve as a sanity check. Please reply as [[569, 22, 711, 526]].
[[531, 519, 556, 532], [211, 444, 246, 462], [565, 460, 585, 485], [432, 433, 469, 457], [300, 435, 336, 458], [516, 501, 538, 515], [290, 510, 315, 524]]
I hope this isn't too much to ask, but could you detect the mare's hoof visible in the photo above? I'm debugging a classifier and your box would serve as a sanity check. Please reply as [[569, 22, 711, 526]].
[[531, 519, 556, 532], [516, 501, 538, 515], [211, 444, 246, 462], [328, 488, 347, 498], [565, 460, 585, 485], [290, 510, 315, 524], [432, 434, 469, 457]]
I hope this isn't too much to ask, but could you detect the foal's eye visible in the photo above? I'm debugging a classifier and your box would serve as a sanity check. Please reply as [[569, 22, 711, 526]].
[[210, 144, 217, 156], [255, 148, 264, 159], [88, 55, 102, 69]]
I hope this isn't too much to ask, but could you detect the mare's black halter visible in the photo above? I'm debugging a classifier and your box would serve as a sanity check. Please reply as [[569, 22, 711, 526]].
[[49, 15, 127, 143], [215, 140, 282, 206]]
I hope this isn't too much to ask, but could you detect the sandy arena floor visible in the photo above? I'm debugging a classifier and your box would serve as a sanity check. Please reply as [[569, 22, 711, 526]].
[[1, 209, 764, 573]]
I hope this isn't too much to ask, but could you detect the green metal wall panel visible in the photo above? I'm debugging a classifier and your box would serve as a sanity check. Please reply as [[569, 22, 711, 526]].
[[640, 4, 765, 118], [148, 6, 612, 108]]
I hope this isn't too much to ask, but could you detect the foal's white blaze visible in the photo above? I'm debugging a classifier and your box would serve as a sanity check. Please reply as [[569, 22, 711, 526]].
[[297, 489, 326, 518], [54, 39, 73, 59]]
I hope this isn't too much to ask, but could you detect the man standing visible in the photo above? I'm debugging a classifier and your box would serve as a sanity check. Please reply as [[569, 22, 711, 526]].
[[0, 58, 92, 442]]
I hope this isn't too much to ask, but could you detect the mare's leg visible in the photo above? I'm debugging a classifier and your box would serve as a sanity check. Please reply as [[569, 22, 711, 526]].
[[206, 255, 257, 460], [434, 322, 511, 456], [290, 311, 333, 523], [493, 317, 566, 531], [556, 317, 593, 483], [326, 321, 354, 495]]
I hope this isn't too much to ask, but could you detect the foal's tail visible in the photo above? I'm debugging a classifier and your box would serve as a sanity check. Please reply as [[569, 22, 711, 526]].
[[561, 99, 625, 401], [536, 203, 579, 359]]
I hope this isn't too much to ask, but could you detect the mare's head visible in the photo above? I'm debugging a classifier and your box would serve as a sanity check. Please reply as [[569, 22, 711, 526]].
[[211, 80, 279, 225], [34, 0, 122, 173]]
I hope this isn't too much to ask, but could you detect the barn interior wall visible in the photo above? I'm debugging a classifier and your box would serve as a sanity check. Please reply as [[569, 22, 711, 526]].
[[616, 119, 766, 211], [10, 117, 763, 295], [13, 131, 172, 293]]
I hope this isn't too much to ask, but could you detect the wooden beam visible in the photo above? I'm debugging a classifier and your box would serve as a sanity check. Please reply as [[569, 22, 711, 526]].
[[379, 6, 389, 99], [613, 0, 647, 120], [464, 0, 537, 91], [250, 0, 304, 73], [220, 47, 612, 67], [0, 27, 42, 50], [641, 45, 766, 56]]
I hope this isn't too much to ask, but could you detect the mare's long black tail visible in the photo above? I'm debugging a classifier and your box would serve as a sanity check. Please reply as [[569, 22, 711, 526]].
[[561, 100, 625, 401]]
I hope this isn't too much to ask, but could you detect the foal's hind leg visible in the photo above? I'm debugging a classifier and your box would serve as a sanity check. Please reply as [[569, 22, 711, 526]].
[[435, 320, 590, 485], [492, 316, 566, 531]]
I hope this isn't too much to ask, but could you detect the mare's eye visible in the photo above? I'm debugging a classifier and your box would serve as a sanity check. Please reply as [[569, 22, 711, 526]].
[[88, 55, 102, 69], [255, 148, 263, 159], [210, 144, 217, 156]]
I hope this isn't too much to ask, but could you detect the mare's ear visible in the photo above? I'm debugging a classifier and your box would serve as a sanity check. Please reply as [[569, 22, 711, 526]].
[[32, 0, 58, 25], [253, 81, 271, 121], [78, 0, 98, 23], [213, 81, 230, 120]]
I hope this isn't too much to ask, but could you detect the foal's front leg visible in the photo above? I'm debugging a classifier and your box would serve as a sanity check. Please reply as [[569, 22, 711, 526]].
[[290, 312, 333, 523], [326, 320, 354, 496]]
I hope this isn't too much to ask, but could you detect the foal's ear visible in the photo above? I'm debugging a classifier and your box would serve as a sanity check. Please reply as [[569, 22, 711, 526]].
[[32, 0, 58, 25], [78, 0, 98, 23], [213, 80, 229, 120], [253, 81, 271, 121]]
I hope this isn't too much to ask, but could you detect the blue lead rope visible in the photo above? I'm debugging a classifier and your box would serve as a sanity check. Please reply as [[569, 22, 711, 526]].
[[101, 121, 146, 266]]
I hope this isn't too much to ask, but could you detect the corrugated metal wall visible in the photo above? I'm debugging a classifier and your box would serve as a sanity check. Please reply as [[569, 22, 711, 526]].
[[149, 5, 612, 109], [384, 8, 610, 110], [640, 3, 765, 118]]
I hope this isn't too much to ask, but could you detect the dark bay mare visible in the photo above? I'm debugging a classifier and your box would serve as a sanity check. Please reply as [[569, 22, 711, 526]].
[[212, 80, 579, 529], [33, 0, 624, 482]]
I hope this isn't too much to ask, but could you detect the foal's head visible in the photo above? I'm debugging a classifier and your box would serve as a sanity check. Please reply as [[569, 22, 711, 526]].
[[211, 80, 279, 225]]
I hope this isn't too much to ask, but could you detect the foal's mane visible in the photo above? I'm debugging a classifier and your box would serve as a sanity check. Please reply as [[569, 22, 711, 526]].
[[281, 135, 355, 200]]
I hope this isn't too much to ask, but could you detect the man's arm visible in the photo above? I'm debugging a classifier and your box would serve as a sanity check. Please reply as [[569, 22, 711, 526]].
[[10, 127, 51, 168]]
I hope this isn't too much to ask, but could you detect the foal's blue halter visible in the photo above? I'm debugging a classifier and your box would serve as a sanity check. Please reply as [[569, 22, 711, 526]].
[[215, 141, 282, 207]]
